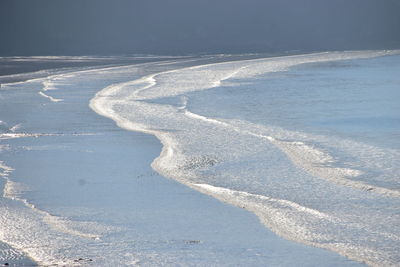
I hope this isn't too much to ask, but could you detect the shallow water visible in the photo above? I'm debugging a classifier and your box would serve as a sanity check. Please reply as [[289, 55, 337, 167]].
[[90, 50, 400, 266], [0, 55, 367, 266], [188, 55, 400, 149]]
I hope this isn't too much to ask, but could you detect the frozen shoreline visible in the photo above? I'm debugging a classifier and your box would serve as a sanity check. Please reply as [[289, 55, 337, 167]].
[[0, 55, 371, 266]]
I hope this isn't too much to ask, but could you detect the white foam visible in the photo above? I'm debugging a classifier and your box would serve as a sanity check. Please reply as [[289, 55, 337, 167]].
[[0, 132, 57, 140], [1, 59, 209, 266], [38, 91, 64, 102], [9, 124, 21, 132], [0, 242, 27, 263], [193, 183, 335, 220], [122, 50, 397, 101], [89, 50, 400, 266], [1, 172, 129, 265], [191, 183, 399, 266], [0, 161, 13, 178], [183, 110, 400, 198], [0, 197, 135, 266]]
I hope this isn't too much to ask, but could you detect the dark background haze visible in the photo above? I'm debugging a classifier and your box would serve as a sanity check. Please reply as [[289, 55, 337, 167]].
[[1, 0, 400, 56]]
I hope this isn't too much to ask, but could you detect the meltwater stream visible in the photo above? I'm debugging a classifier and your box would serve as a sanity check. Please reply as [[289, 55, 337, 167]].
[[91, 51, 400, 266]]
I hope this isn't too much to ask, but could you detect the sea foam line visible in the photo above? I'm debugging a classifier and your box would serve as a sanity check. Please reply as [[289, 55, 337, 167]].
[[190, 183, 397, 267], [38, 91, 64, 102], [1, 162, 107, 241], [0, 154, 123, 265], [89, 51, 400, 266], [193, 183, 335, 221], [90, 50, 400, 201], [183, 110, 400, 198]]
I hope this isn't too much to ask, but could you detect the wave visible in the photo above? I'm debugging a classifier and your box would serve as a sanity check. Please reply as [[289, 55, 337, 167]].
[[90, 50, 400, 266], [183, 110, 400, 198], [38, 91, 64, 102], [0, 122, 134, 265], [1, 140, 122, 266], [3, 179, 110, 240], [1, 57, 219, 265], [91, 50, 400, 194], [0, 184, 124, 266], [192, 183, 399, 266], [0, 164, 111, 265]]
